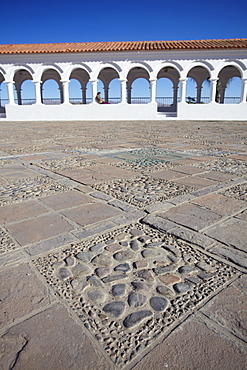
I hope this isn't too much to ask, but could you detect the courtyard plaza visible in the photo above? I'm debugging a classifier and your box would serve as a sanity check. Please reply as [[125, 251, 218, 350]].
[[0, 119, 246, 369]]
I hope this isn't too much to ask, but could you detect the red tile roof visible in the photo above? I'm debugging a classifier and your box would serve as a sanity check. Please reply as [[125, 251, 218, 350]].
[[0, 39, 247, 55]]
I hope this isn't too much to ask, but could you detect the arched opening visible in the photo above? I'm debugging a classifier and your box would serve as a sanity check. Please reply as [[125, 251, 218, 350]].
[[108, 78, 121, 104], [217, 66, 242, 103], [0, 74, 8, 112], [20, 80, 35, 105], [156, 67, 180, 111], [186, 66, 210, 103], [69, 68, 91, 104], [13, 69, 33, 105], [41, 69, 62, 104], [127, 67, 150, 104], [97, 67, 120, 103]]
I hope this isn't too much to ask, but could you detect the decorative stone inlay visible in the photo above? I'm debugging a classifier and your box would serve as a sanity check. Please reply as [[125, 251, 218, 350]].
[[0, 176, 70, 206], [194, 158, 247, 175], [37, 156, 97, 171], [0, 228, 19, 254], [33, 223, 238, 367], [93, 176, 193, 208], [221, 183, 247, 202]]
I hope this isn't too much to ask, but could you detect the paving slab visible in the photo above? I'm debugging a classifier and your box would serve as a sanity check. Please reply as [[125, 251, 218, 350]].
[[204, 218, 247, 252], [0, 263, 53, 328], [0, 200, 48, 224], [132, 315, 247, 370], [157, 203, 223, 231], [191, 193, 246, 216], [6, 214, 73, 246], [200, 274, 247, 341], [39, 189, 94, 210], [61, 202, 123, 227], [173, 176, 218, 190], [1, 304, 113, 370]]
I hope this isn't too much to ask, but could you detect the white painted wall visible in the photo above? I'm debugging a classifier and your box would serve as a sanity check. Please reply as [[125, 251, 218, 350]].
[[1, 47, 247, 121]]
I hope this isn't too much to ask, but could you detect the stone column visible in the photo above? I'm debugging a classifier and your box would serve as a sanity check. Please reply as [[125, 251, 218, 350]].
[[104, 85, 109, 103], [34, 81, 42, 104], [6, 81, 15, 105], [219, 84, 226, 104], [127, 86, 132, 104], [90, 79, 98, 104], [82, 87, 87, 104], [119, 79, 127, 104], [173, 84, 179, 106], [149, 79, 157, 103], [16, 87, 22, 105], [179, 78, 187, 103], [196, 85, 202, 103], [240, 78, 247, 103], [209, 78, 218, 103], [61, 80, 70, 104]]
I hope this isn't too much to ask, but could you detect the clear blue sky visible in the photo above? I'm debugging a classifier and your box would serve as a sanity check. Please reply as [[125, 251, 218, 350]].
[[0, 0, 246, 101], [1, 0, 246, 44]]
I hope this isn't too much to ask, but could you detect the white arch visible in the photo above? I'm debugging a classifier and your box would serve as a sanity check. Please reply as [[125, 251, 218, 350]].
[[62, 63, 92, 80], [153, 61, 182, 79], [214, 60, 245, 78], [5, 64, 35, 81], [34, 64, 63, 81], [90, 62, 121, 80], [121, 62, 152, 80], [184, 61, 213, 77]]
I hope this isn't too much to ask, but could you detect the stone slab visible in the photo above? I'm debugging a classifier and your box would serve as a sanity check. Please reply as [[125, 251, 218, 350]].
[[39, 189, 94, 210], [133, 316, 247, 370], [25, 233, 77, 256], [1, 304, 113, 370], [0, 200, 48, 224], [150, 170, 187, 181], [204, 218, 247, 252], [157, 203, 222, 231], [173, 176, 218, 190], [191, 193, 246, 216], [0, 263, 53, 329], [173, 165, 206, 175], [197, 170, 236, 182], [201, 274, 247, 341], [6, 214, 73, 246], [209, 244, 247, 269], [61, 203, 122, 227]]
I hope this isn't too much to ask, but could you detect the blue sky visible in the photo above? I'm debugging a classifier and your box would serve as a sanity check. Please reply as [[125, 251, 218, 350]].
[[0, 0, 246, 101]]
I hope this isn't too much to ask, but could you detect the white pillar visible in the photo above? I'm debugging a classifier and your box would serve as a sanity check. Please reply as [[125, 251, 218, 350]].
[[149, 79, 156, 103], [196, 85, 202, 103], [241, 78, 247, 103], [34, 81, 42, 104], [119, 79, 127, 104], [6, 81, 15, 105], [179, 78, 187, 103], [90, 79, 98, 104], [209, 78, 218, 103], [61, 80, 70, 104]]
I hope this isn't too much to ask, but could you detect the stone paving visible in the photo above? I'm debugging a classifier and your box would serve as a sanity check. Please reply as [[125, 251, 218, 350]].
[[0, 120, 246, 370]]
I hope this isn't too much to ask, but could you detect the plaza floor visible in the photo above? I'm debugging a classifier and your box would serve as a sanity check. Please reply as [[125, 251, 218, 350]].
[[0, 120, 246, 370]]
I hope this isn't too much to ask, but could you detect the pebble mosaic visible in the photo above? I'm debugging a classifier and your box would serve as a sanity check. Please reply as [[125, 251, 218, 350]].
[[93, 176, 194, 208], [34, 223, 238, 367], [0, 176, 71, 206]]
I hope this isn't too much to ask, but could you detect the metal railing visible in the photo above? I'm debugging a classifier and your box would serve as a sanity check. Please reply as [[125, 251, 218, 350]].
[[0, 96, 243, 108]]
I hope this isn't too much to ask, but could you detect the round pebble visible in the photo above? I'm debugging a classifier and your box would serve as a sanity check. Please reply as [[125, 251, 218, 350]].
[[150, 296, 169, 311]]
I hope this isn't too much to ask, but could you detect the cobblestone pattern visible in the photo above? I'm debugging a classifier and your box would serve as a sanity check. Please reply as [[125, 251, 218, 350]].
[[0, 176, 71, 206], [194, 158, 247, 175], [37, 156, 97, 171], [0, 228, 19, 253], [34, 223, 238, 367], [93, 176, 193, 208], [221, 183, 247, 202], [109, 160, 175, 173], [0, 159, 14, 167]]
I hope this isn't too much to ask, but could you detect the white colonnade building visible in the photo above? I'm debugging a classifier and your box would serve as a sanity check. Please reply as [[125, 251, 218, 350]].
[[0, 38, 247, 121]]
